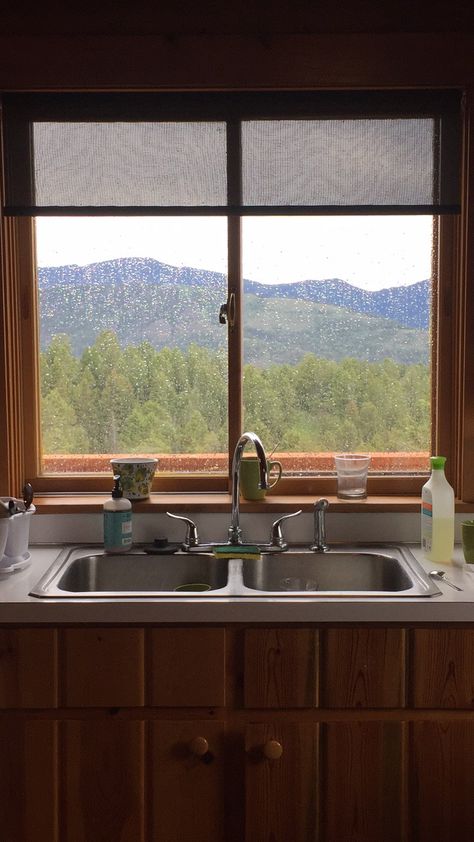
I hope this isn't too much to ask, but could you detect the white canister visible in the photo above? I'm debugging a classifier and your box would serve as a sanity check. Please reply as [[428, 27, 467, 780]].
[[2, 504, 36, 566]]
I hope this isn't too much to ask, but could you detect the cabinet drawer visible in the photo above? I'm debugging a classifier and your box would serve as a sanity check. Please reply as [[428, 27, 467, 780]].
[[322, 628, 406, 708], [62, 628, 145, 707], [244, 628, 319, 708], [412, 629, 474, 708], [0, 628, 58, 708], [149, 628, 226, 707]]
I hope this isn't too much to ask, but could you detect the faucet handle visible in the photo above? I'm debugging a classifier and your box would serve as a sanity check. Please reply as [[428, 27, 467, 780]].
[[270, 510, 303, 550], [311, 498, 329, 552], [166, 512, 199, 548]]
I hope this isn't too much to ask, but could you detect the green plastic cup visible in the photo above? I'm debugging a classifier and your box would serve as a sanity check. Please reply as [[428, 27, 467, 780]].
[[461, 520, 474, 564]]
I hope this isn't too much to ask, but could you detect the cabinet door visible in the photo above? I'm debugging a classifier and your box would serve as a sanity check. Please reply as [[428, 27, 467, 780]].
[[150, 720, 227, 842], [244, 628, 319, 708], [0, 719, 58, 841], [410, 721, 474, 842], [322, 721, 405, 842], [62, 719, 145, 842], [245, 722, 319, 842]]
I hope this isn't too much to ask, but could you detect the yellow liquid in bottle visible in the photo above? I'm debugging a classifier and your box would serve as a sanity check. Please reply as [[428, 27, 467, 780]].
[[428, 517, 455, 564]]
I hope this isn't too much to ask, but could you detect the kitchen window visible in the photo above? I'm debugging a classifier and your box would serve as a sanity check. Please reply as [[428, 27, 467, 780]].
[[0, 90, 468, 498]]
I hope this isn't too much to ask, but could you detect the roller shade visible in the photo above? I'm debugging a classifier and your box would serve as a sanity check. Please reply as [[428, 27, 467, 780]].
[[1, 90, 462, 215]]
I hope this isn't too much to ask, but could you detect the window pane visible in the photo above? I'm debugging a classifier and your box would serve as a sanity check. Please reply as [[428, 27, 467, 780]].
[[242, 216, 433, 475], [36, 217, 228, 475]]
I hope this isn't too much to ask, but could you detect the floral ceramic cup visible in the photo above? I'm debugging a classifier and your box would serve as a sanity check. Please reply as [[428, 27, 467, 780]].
[[110, 458, 158, 500]]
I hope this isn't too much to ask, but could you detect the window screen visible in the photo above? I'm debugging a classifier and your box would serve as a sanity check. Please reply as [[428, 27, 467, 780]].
[[242, 118, 437, 208], [32, 121, 227, 207]]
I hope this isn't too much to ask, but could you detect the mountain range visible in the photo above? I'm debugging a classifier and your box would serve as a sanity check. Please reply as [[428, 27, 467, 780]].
[[38, 257, 430, 366]]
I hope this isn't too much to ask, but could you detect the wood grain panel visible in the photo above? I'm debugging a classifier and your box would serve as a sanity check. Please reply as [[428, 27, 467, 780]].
[[245, 722, 319, 842], [150, 720, 227, 842], [63, 627, 144, 707], [0, 627, 58, 708], [0, 719, 58, 841], [323, 721, 405, 842], [322, 628, 405, 708], [149, 627, 225, 707], [412, 629, 474, 708], [62, 719, 144, 842], [244, 628, 318, 708], [411, 721, 474, 842]]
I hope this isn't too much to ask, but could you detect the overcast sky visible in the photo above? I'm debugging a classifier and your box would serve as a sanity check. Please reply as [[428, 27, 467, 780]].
[[36, 215, 433, 291]]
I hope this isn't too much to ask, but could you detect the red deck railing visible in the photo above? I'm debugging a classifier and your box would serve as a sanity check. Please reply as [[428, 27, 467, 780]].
[[42, 452, 431, 474]]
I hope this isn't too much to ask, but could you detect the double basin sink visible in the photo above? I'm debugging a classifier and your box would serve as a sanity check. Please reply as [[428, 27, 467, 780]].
[[30, 544, 440, 599]]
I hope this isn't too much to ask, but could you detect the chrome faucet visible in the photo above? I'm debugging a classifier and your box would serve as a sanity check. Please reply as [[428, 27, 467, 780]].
[[167, 431, 300, 553], [228, 432, 269, 545], [311, 498, 329, 552]]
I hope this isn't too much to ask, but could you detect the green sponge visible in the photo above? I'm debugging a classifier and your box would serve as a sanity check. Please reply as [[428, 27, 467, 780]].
[[212, 544, 261, 560]]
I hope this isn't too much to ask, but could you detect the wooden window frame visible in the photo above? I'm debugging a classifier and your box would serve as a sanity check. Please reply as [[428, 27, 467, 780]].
[[1, 91, 473, 503]]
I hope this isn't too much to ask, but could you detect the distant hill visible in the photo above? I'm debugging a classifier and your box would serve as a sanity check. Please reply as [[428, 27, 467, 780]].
[[38, 257, 430, 366], [245, 276, 430, 330]]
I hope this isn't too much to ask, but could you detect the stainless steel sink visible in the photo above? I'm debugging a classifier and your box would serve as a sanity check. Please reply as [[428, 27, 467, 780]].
[[242, 550, 422, 594], [29, 544, 440, 599], [30, 549, 230, 598]]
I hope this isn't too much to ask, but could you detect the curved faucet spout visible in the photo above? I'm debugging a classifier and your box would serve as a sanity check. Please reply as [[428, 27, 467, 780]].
[[229, 432, 269, 545]]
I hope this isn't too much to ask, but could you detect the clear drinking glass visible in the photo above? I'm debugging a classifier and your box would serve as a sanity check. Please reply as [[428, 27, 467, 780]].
[[334, 454, 371, 499]]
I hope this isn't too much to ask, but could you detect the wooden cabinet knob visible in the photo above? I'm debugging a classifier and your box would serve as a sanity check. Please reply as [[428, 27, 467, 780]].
[[263, 739, 283, 760], [189, 736, 209, 757]]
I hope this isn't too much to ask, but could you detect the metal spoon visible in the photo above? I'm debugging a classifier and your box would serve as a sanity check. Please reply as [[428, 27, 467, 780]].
[[429, 570, 463, 591]]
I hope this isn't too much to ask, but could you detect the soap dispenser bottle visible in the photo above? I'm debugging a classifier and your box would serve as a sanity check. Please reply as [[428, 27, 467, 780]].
[[421, 456, 455, 564], [103, 475, 132, 553]]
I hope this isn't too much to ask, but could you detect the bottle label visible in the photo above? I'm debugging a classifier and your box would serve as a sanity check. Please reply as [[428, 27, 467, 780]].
[[421, 489, 432, 553], [104, 511, 132, 550]]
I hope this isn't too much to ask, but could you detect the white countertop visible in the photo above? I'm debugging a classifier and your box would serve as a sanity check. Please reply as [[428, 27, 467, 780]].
[[0, 543, 473, 623]]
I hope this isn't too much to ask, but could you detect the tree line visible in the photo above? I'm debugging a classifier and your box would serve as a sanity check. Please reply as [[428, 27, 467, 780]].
[[40, 330, 430, 454]]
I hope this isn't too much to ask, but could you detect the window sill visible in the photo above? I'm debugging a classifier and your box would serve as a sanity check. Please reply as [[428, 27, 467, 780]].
[[31, 492, 473, 515]]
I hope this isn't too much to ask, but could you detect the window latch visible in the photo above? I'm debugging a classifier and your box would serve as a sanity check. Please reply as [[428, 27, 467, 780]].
[[218, 292, 236, 328]]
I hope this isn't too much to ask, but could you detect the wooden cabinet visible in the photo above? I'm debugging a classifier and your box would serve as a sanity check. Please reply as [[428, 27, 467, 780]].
[[2, 624, 474, 841]]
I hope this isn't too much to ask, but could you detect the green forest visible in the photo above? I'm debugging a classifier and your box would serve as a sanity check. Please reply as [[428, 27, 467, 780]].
[[40, 330, 430, 455]]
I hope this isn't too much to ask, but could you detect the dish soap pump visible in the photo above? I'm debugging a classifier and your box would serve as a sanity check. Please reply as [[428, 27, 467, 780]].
[[104, 475, 132, 554], [421, 456, 455, 564]]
